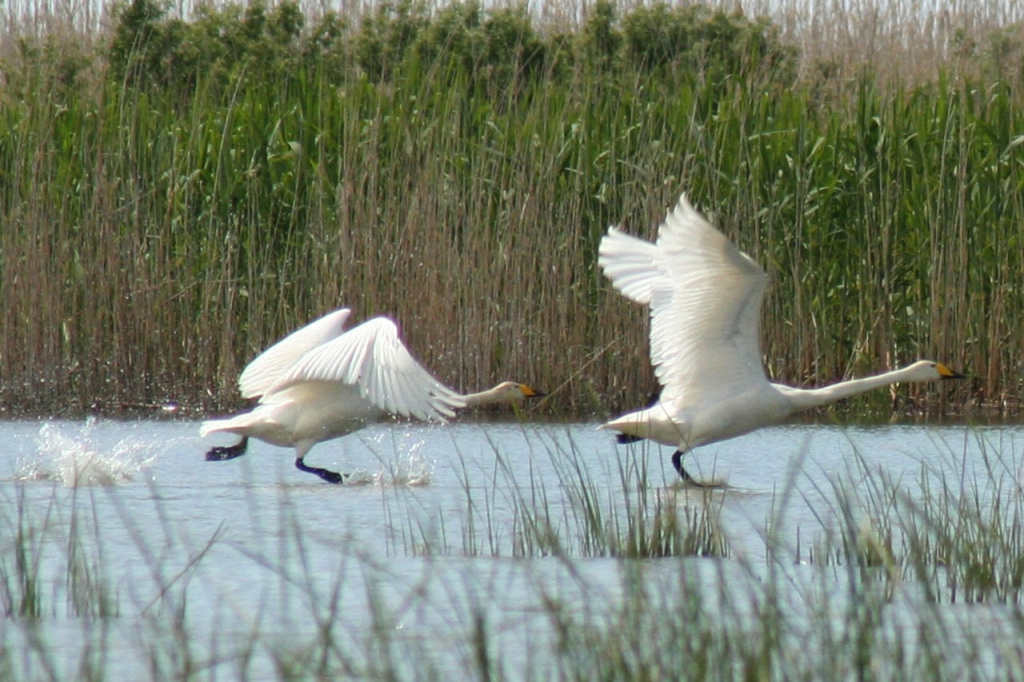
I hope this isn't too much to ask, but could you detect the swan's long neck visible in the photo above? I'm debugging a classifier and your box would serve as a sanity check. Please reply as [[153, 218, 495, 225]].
[[783, 365, 922, 413], [460, 385, 512, 407]]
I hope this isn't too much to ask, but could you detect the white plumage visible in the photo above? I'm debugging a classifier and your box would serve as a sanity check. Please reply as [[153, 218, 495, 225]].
[[599, 194, 963, 484], [201, 309, 540, 483]]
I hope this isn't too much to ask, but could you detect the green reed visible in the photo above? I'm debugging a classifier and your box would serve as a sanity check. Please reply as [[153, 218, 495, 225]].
[[793, 427, 1024, 607], [6, 426, 1024, 678], [2, 0, 1024, 417], [379, 425, 730, 559]]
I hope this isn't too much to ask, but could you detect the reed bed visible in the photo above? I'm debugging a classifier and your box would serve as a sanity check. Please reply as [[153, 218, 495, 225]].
[[2, 0, 1024, 417]]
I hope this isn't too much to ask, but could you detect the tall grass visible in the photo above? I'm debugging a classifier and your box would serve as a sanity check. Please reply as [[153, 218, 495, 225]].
[[6, 429, 1024, 678], [2, 0, 1024, 416], [386, 429, 730, 558], [0, 486, 117, 619]]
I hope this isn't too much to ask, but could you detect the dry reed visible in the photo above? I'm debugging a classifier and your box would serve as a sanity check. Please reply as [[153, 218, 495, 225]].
[[1, 0, 1022, 417]]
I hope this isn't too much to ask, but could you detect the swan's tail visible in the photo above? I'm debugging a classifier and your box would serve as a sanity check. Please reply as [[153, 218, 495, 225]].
[[200, 412, 260, 438], [199, 419, 228, 438], [599, 413, 645, 440]]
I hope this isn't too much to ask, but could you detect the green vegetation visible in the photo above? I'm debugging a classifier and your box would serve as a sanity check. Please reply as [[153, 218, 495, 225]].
[[386, 431, 730, 558], [2, 0, 1024, 416], [5, 430, 1024, 678]]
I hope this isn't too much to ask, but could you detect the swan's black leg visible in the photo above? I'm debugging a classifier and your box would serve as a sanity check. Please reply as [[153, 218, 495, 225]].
[[206, 436, 250, 461], [671, 449, 689, 479], [671, 449, 709, 486], [295, 457, 346, 484]]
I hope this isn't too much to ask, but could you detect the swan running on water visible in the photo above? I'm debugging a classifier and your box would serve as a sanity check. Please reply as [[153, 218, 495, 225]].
[[598, 194, 964, 484], [201, 308, 541, 483]]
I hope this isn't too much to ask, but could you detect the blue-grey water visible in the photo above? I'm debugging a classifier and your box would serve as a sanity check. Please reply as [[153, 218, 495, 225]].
[[2, 418, 1023, 678]]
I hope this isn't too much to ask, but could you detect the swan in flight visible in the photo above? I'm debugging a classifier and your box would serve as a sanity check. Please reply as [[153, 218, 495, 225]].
[[201, 308, 541, 483], [598, 194, 964, 484]]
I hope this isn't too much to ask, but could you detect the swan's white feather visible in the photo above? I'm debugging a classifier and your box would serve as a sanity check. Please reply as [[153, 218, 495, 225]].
[[599, 195, 769, 408], [266, 317, 462, 422], [599, 193, 959, 471], [237, 308, 352, 399]]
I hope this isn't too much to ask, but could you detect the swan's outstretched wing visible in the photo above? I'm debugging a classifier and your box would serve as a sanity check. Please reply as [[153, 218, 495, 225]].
[[598, 227, 661, 305], [238, 308, 352, 399], [599, 194, 770, 404], [265, 317, 463, 421]]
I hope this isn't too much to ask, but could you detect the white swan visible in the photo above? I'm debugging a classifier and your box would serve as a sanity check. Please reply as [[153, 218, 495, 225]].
[[598, 194, 964, 483], [201, 308, 541, 483]]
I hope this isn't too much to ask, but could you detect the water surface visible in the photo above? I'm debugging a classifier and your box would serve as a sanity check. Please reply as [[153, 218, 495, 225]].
[[2, 418, 1022, 678]]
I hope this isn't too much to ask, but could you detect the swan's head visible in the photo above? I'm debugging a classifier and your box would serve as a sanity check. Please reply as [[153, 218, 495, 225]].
[[906, 360, 965, 381], [491, 381, 545, 402], [462, 382, 546, 408]]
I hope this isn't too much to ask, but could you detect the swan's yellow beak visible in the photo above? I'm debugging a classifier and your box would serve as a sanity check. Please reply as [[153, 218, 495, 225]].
[[519, 384, 545, 398], [936, 363, 965, 379]]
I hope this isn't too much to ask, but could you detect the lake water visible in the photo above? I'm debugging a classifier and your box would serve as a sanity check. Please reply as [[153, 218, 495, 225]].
[[2, 418, 1024, 678]]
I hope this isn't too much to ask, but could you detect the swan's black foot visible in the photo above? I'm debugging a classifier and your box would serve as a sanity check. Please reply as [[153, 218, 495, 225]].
[[206, 437, 249, 461], [296, 458, 347, 484], [678, 467, 708, 487]]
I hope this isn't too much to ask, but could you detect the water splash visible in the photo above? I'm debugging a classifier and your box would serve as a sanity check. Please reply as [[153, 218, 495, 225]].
[[343, 439, 435, 487], [16, 418, 158, 487]]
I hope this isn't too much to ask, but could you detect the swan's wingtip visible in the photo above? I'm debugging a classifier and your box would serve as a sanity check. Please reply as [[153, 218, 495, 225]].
[[675, 192, 698, 212]]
